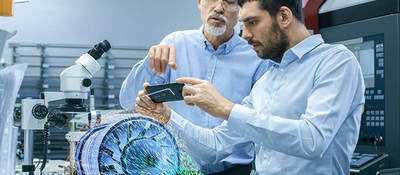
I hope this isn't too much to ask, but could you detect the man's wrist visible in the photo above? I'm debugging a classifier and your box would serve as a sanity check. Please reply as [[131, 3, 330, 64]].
[[157, 107, 171, 125], [222, 102, 235, 120]]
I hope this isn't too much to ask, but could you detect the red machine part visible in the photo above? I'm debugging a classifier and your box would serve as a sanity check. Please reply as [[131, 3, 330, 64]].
[[302, 0, 326, 34]]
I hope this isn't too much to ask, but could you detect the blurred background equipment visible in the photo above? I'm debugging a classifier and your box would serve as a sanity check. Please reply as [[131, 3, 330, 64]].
[[0, 63, 28, 175], [0, 0, 31, 17], [0, 0, 13, 16], [11, 42, 146, 111], [0, 28, 16, 59]]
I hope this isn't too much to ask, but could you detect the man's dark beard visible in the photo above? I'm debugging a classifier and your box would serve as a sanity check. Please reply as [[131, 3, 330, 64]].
[[263, 19, 289, 63]]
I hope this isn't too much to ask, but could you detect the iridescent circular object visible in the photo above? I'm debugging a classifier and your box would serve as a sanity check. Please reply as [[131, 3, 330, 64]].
[[75, 116, 180, 174]]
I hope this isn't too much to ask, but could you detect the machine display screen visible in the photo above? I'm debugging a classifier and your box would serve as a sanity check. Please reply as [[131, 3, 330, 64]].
[[347, 40, 375, 88], [337, 39, 376, 88]]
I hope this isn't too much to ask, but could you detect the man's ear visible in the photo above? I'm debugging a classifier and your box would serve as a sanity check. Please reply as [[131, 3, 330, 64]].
[[277, 6, 293, 28]]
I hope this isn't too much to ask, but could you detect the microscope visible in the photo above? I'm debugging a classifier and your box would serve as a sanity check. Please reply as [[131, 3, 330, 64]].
[[20, 40, 111, 174]]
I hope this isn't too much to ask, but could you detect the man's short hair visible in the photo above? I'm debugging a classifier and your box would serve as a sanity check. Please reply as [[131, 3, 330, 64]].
[[238, 0, 304, 23]]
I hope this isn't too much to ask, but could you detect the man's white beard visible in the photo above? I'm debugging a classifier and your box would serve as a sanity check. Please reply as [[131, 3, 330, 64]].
[[204, 23, 226, 36]]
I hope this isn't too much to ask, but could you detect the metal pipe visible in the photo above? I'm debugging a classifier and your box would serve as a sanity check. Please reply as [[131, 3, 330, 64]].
[[23, 130, 33, 165]]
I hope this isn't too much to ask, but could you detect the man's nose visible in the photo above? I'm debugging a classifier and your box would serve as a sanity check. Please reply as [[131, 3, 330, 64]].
[[214, 1, 225, 13], [241, 27, 252, 41]]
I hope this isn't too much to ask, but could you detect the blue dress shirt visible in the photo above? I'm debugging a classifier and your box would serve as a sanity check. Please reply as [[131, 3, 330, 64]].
[[167, 35, 365, 174], [119, 27, 268, 173]]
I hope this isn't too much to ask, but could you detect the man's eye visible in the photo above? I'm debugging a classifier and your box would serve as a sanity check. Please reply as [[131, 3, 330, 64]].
[[247, 20, 256, 25], [224, 0, 235, 4]]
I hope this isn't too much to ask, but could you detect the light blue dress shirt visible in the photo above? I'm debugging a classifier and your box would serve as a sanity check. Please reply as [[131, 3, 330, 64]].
[[119, 27, 268, 173], [167, 35, 365, 174]]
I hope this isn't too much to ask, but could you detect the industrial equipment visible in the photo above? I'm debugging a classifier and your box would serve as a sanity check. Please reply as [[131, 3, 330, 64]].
[[75, 116, 180, 175], [20, 40, 111, 174], [0, 28, 16, 59], [319, 0, 400, 171], [350, 153, 389, 175]]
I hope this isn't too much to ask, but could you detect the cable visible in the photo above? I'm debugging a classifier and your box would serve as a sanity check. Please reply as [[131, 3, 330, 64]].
[[88, 88, 95, 129], [88, 112, 92, 129], [39, 121, 49, 175]]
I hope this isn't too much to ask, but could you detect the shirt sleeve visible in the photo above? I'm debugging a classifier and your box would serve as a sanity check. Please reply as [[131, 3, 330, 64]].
[[228, 49, 364, 159], [166, 110, 252, 164], [119, 34, 177, 110], [119, 56, 167, 110]]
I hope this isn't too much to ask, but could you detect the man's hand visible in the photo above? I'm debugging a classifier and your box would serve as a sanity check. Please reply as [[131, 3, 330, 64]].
[[135, 82, 171, 125], [176, 77, 235, 120], [149, 45, 178, 74]]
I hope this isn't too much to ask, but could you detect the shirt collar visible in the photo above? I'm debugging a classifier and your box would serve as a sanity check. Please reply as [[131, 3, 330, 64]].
[[289, 34, 324, 59], [275, 34, 324, 68], [198, 25, 241, 55]]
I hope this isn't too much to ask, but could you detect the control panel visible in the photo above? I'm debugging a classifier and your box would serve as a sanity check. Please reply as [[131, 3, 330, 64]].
[[350, 153, 388, 175], [341, 34, 385, 146], [319, 1, 400, 167]]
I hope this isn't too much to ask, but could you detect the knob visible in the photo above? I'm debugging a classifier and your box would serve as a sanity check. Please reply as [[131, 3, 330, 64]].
[[82, 78, 92, 87], [32, 104, 48, 119]]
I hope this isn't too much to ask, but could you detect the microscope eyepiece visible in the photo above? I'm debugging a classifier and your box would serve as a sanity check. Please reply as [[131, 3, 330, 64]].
[[88, 40, 111, 60]]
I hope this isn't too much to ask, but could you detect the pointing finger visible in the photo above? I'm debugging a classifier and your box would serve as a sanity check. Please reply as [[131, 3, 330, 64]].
[[168, 46, 178, 70], [149, 47, 156, 72], [160, 45, 169, 74], [154, 46, 162, 74]]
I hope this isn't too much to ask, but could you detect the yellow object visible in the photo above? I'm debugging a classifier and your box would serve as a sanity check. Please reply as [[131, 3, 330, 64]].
[[0, 0, 13, 16], [362, 105, 365, 114]]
